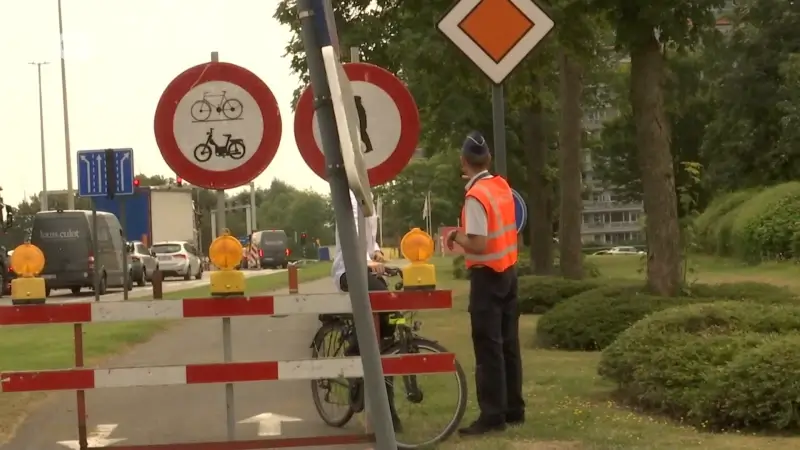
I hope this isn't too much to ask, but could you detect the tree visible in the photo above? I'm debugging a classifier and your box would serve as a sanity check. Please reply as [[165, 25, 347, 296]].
[[591, 0, 723, 295], [701, 0, 800, 192], [274, 0, 565, 270]]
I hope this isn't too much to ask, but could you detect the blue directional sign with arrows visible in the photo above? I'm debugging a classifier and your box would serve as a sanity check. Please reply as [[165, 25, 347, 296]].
[[77, 148, 135, 197], [511, 188, 527, 234]]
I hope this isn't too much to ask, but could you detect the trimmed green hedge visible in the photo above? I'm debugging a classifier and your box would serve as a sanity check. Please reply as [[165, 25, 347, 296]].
[[598, 302, 800, 432], [517, 276, 604, 314], [534, 282, 796, 351], [729, 182, 800, 263], [695, 189, 759, 254]]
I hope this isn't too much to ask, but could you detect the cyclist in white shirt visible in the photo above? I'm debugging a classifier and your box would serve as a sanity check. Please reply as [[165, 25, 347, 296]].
[[327, 190, 402, 432]]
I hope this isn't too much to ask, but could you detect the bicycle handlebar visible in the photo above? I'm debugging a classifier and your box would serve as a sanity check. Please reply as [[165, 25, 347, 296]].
[[383, 266, 403, 277]]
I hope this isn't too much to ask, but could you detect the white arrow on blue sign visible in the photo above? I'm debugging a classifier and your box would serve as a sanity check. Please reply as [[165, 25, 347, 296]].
[[511, 188, 527, 234], [77, 148, 135, 198]]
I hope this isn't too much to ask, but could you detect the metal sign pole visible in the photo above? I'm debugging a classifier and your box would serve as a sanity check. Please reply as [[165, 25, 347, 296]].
[[492, 84, 507, 177], [209, 50, 236, 442], [296, 1, 398, 448], [91, 200, 100, 303], [120, 199, 128, 300]]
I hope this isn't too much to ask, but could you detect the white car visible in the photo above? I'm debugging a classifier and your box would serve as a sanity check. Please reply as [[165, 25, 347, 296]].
[[150, 241, 203, 280], [607, 246, 645, 255]]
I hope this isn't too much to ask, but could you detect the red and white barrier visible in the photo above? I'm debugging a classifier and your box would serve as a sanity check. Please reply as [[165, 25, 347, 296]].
[[0, 267, 455, 449], [0, 290, 451, 326], [1, 353, 456, 393]]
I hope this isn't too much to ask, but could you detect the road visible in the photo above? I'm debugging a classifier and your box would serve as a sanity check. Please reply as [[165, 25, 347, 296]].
[[0, 269, 285, 306], [1, 278, 372, 450]]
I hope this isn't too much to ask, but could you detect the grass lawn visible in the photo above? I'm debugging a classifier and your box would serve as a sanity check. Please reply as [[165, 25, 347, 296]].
[[394, 256, 800, 449], [0, 261, 332, 443]]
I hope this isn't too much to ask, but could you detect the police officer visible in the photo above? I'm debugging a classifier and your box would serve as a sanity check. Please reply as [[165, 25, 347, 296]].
[[446, 131, 524, 436]]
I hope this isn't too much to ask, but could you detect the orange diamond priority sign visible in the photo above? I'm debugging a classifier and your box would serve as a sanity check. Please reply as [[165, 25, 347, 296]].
[[438, 0, 554, 84]]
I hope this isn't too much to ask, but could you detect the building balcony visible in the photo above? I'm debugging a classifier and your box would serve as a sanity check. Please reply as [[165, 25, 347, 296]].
[[582, 201, 644, 212], [581, 221, 643, 234]]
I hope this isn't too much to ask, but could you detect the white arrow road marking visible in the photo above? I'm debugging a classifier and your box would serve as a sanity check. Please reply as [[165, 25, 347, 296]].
[[239, 413, 302, 436], [57, 423, 126, 449], [118, 152, 130, 189], [95, 154, 105, 192]]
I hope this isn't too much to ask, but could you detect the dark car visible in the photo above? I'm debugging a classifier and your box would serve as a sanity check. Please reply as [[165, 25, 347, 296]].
[[31, 210, 128, 296], [1, 249, 14, 296], [251, 229, 290, 269]]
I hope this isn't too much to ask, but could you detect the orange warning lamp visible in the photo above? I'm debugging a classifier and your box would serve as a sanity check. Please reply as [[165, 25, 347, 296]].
[[208, 229, 246, 296], [400, 228, 436, 290], [9, 243, 47, 305]]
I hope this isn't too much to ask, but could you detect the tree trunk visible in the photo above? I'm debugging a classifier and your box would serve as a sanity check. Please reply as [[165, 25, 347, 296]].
[[558, 50, 585, 280], [526, 88, 554, 275], [630, 33, 682, 296]]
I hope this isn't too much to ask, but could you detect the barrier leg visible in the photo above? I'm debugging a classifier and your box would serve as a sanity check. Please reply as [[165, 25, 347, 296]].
[[288, 265, 299, 294], [223, 317, 235, 440], [74, 323, 88, 449], [152, 269, 163, 300]]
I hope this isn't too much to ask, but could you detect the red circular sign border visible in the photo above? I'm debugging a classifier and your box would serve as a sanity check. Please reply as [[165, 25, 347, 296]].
[[154, 62, 282, 190], [293, 62, 420, 186]]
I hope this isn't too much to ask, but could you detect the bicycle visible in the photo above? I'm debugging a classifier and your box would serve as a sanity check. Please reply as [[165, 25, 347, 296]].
[[190, 91, 243, 122], [193, 128, 246, 162], [309, 267, 467, 449]]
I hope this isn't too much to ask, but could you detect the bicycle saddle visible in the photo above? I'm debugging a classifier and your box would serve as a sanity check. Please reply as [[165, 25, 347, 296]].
[[223, 134, 232, 138]]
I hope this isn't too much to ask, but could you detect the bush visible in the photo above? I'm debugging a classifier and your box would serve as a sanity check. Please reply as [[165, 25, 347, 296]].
[[703, 333, 800, 432], [451, 254, 601, 280], [598, 302, 800, 428], [517, 276, 604, 314], [713, 207, 741, 257], [695, 189, 759, 254], [534, 282, 796, 351], [730, 182, 800, 263]]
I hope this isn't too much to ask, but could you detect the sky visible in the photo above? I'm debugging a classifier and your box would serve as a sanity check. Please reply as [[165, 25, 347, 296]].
[[1, 0, 331, 207]]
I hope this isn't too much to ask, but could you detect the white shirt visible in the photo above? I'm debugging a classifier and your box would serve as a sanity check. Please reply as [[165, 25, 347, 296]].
[[464, 171, 490, 236], [331, 191, 381, 290]]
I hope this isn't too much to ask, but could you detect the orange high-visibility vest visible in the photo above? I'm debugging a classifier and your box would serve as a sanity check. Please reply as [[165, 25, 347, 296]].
[[460, 176, 518, 272]]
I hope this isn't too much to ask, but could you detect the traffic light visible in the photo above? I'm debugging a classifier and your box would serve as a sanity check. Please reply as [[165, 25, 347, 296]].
[[176, 176, 183, 187], [133, 178, 140, 187], [300, 232, 307, 245]]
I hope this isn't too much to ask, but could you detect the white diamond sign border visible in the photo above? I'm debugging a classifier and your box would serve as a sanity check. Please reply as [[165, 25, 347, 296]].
[[437, 0, 555, 85]]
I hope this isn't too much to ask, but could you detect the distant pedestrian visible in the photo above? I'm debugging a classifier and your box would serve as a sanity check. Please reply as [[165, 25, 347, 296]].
[[446, 131, 523, 436]]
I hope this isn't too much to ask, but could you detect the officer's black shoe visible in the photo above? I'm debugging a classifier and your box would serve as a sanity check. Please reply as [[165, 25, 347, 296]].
[[506, 411, 525, 425], [458, 419, 506, 436]]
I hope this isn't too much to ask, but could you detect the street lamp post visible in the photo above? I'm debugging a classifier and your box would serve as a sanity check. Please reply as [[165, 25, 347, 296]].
[[29, 61, 50, 211], [57, 0, 75, 209]]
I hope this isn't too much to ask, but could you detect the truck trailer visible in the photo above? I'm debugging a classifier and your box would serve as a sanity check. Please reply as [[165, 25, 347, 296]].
[[93, 186, 197, 249]]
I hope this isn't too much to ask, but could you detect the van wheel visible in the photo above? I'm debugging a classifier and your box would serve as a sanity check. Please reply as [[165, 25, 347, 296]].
[[138, 269, 147, 287], [98, 275, 107, 295], [71, 287, 81, 295]]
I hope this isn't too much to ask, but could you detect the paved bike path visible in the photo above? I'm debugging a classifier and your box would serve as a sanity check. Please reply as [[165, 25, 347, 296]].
[[2, 278, 373, 450]]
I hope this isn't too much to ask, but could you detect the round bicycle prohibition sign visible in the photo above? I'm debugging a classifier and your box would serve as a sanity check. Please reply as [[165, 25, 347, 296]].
[[154, 61, 282, 190], [294, 62, 420, 186]]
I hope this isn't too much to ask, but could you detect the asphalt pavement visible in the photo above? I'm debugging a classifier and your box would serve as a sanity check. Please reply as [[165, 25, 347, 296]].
[[0, 268, 285, 306], [1, 277, 373, 450]]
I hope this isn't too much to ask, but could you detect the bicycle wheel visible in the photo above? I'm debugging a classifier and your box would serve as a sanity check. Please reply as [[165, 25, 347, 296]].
[[193, 144, 212, 162], [384, 338, 467, 449], [310, 320, 355, 427], [228, 141, 246, 160], [190, 100, 212, 122], [222, 99, 244, 120]]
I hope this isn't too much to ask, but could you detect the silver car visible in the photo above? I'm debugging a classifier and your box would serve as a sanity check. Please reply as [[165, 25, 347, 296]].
[[151, 241, 203, 280], [127, 241, 158, 286]]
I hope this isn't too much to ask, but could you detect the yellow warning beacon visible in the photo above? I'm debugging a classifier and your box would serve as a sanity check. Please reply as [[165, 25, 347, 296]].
[[10, 243, 47, 305], [208, 229, 246, 295], [400, 228, 436, 290]]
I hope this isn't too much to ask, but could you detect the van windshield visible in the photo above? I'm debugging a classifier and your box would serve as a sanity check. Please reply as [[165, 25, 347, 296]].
[[152, 244, 182, 254]]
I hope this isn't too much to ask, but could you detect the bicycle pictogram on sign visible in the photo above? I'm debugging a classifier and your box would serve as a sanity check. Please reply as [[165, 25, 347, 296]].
[[191, 90, 244, 123]]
